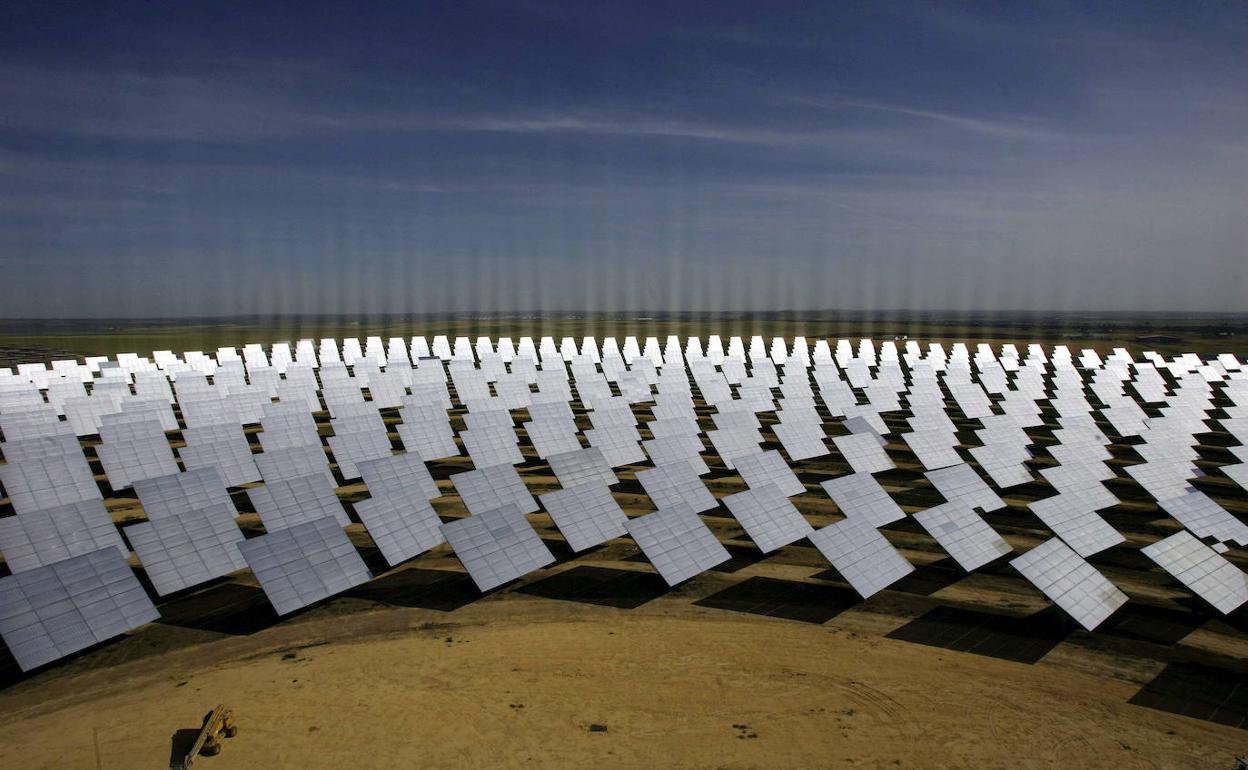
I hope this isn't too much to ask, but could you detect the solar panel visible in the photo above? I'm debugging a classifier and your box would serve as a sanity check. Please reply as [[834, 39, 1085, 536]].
[[1010, 538, 1127, 631], [913, 502, 1013, 571], [808, 517, 914, 598], [1141, 531, 1248, 614], [440, 504, 555, 591], [819, 473, 906, 526], [0, 498, 127, 572], [706, 427, 763, 469], [1028, 490, 1125, 557], [254, 444, 336, 488], [133, 468, 235, 519], [0, 452, 102, 514], [357, 452, 440, 502], [641, 435, 709, 475], [538, 482, 630, 552], [327, 425, 394, 480], [732, 450, 805, 497], [832, 432, 894, 474], [396, 417, 460, 461], [925, 463, 1006, 513], [547, 447, 618, 489], [96, 432, 180, 491], [903, 430, 963, 471], [522, 418, 582, 459], [636, 461, 718, 514], [584, 425, 646, 467], [126, 503, 246, 595], [451, 464, 538, 515], [626, 503, 730, 586], [178, 436, 261, 488], [238, 516, 372, 616], [460, 428, 524, 468], [0, 547, 159, 671], [353, 486, 445, 567], [722, 483, 813, 553], [1124, 460, 1197, 501], [248, 474, 349, 530], [1157, 490, 1248, 546], [771, 422, 828, 461]]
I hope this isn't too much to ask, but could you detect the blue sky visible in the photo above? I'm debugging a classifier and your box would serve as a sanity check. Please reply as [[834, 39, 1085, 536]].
[[1, 1, 1245, 316]]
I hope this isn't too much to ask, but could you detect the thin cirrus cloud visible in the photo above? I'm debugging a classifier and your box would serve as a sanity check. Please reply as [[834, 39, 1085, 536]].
[[0, 1, 1245, 317]]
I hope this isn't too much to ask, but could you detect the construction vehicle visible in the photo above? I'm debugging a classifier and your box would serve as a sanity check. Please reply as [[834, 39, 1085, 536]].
[[170, 705, 238, 769]]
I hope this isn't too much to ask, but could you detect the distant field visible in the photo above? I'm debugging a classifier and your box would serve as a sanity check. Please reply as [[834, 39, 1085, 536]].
[[1, 312, 1245, 367]]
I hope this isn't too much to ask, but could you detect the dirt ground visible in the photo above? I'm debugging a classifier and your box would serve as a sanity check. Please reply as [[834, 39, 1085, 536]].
[[0, 592, 1242, 770]]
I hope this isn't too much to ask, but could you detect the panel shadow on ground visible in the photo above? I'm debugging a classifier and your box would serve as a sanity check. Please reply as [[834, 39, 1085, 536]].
[[1097, 603, 1207, 647], [347, 568, 481, 612], [517, 565, 669, 609], [1129, 662, 1248, 729], [694, 576, 860, 624], [885, 605, 1072, 664], [156, 582, 280, 636]]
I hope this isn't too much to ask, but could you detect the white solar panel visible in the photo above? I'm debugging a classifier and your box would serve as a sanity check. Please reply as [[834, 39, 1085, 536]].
[[722, 483, 813, 553], [238, 516, 372, 616], [0, 452, 102, 514], [913, 502, 1013, 571], [396, 417, 460, 461], [706, 427, 763, 469], [539, 482, 629, 552], [522, 418, 582, 459], [354, 486, 445, 567], [254, 444, 336, 488], [547, 447, 618, 489], [820, 473, 906, 526], [833, 432, 894, 474], [732, 450, 805, 497], [133, 468, 235, 519], [0, 547, 159, 671], [461, 428, 524, 468], [178, 437, 261, 488], [357, 452, 440, 502], [641, 434, 709, 475], [626, 503, 730, 586], [925, 463, 1006, 513], [327, 425, 394, 480], [1010, 538, 1127, 631], [903, 429, 963, 471], [440, 504, 554, 591], [771, 421, 828, 461], [96, 433, 180, 491], [126, 503, 246, 595], [1141, 531, 1248, 614], [584, 424, 646, 467], [0, 498, 127, 572], [636, 461, 718, 514], [1157, 490, 1248, 547], [248, 474, 349, 530], [808, 517, 914, 598], [1028, 491, 1125, 557], [451, 464, 538, 515]]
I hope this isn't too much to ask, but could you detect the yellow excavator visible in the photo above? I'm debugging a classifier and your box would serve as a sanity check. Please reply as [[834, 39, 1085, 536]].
[[170, 705, 238, 769]]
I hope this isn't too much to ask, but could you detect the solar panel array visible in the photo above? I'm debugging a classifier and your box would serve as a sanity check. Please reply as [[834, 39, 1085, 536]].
[[3, 334, 1248, 671]]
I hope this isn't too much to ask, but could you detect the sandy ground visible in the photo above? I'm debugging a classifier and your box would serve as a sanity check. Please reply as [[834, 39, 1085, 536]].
[[0, 594, 1241, 770]]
